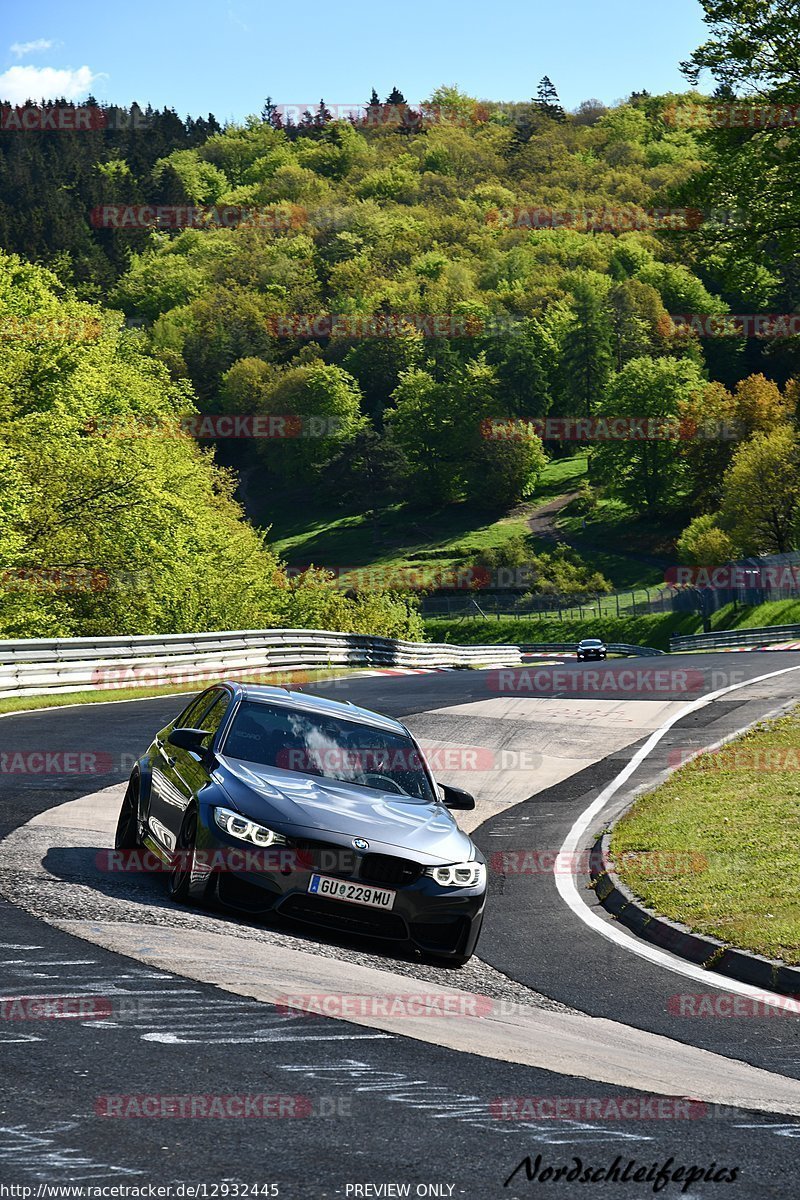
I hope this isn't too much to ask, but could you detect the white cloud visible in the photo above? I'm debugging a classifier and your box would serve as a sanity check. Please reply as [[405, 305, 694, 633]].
[[0, 64, 100, 105], [10, 39, 55, 59]]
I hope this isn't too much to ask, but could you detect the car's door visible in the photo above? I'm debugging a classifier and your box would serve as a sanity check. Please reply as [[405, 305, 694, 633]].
[[148, 688, 223, 851], [171, 687, 232, 810]]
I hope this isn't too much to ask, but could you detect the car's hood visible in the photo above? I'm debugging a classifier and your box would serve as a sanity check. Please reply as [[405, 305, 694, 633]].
[[213, 756, 474, 863]]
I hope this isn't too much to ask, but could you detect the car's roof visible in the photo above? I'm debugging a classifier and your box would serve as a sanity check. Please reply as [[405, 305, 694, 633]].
[[229, 682, 408, 736]]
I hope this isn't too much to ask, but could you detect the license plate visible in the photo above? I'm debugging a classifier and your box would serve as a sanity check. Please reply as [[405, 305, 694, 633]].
[[307, 873, 396, 910]]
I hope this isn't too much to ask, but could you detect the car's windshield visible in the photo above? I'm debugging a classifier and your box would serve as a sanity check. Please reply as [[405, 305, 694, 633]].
[[222, 700, 435, 802], [581, 640, 603, 646]]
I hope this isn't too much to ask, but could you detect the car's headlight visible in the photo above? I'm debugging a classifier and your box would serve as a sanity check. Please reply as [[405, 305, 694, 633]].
[[214, 806, 287, 847], [425, 861, 485, 888]]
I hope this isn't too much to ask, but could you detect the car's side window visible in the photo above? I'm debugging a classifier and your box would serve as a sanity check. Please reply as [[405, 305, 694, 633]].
[[196, 692, 230, 744], [175, 692, 212, 729]]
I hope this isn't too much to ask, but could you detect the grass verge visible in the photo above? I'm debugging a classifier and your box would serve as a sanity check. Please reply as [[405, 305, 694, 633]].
[[0, 668, 359, 717], [612, 704, 800, 964], [424, 612, 700, 652]]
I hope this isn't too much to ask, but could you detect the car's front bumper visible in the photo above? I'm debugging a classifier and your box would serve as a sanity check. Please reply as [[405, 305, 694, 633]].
[[194, 815, 486, 959]]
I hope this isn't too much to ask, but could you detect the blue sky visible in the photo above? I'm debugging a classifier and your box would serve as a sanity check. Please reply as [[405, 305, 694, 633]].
[[1, 1, 711, 119]]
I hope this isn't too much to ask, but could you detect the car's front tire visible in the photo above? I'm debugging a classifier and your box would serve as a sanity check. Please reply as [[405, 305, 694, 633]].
[[168, 807, 214, 906]]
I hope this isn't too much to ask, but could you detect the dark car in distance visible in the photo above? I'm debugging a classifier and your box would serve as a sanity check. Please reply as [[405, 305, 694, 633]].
[[115, 682, 487, 964], [577, 638, 607, 660]]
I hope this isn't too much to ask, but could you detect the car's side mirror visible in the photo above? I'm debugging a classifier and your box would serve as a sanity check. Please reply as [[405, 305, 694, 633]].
[[167, 727, 210, 756], [439, 783, 476, 810]]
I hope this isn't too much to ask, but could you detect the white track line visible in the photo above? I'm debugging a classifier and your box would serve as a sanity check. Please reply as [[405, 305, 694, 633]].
[[556, 662, 800, 1006]]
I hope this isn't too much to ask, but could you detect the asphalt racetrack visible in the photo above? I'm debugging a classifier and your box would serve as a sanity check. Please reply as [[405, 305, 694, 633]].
[[2, 653, 800, 1198]]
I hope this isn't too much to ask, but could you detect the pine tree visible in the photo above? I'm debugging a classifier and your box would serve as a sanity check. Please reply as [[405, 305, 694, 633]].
[[385, 86, 406, 105], [315, 99, 333, 126], [559, 277, 613, 418], [534, 76, 565, 121], [261, 96, 283, 128]]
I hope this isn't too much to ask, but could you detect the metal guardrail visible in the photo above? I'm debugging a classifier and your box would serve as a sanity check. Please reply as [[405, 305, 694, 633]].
[[670, 624, 800, 653], [0, 628, 524, 699], [520, 643, 665, 657]]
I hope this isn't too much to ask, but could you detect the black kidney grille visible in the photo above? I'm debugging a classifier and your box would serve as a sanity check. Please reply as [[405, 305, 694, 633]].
[[359, 853, 422, 888]]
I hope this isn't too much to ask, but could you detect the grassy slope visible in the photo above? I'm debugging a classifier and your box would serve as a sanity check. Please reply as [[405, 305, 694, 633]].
[[557, 495, 686, 590], [263, 453, 691, 593], [266, 455, 589, 578], [425, 600, 800, 652], [709, 600, 800, 631], [612, 705, 800, 964], [424, 612, 699, 651]]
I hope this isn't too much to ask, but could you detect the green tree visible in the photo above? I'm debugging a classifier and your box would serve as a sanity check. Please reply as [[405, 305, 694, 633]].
[[557, 274, 613, 418], [719, 426, 800, 554], [608, 278, 671, 370], [676, 513, 736, 564], [385, 368, 463, 504], [681, 0, 800, 90], [256, 362, 365, 479], [341, 333, 424, 425], [592, 357, 706, 513], [535, 77, 565, 122]]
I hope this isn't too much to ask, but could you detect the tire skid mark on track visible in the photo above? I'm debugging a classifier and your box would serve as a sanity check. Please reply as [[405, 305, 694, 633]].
[[276, 1058, 651, 1144], [0, 1123, 143, 1182], [0, 943, 390, 1045]]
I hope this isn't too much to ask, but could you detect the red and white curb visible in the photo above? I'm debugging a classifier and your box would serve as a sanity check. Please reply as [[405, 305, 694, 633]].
[[714, 642, 800, 652]]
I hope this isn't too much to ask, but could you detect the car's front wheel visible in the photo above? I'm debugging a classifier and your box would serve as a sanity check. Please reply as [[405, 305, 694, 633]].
[[168, 807, 214, 906]]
